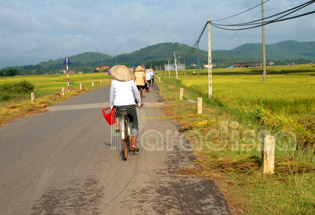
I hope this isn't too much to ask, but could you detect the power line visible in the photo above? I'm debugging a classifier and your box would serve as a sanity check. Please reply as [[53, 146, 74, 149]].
[[211, 0, 315, 31], [185, 0, 314, 59], [264, 3, 303, 11], [211, 9, 315, 31], [186, 22, 208, 59], [212, 0, 314, 27]]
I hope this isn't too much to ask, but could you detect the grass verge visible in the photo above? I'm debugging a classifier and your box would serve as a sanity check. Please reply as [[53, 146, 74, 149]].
[[156, 76, 315, 215], [0, 78, 111, 126]]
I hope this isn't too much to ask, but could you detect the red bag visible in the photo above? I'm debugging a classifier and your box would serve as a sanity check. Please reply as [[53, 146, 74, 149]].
[[102, 107, 116, 125]]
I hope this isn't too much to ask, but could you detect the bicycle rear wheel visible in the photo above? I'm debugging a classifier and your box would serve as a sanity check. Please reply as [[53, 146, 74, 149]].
[[121, 138, 128, 160], [121, 126, 128, 160]]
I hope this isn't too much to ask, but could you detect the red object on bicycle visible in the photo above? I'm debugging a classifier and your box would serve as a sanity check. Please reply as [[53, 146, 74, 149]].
[[102, 107, 116, 125]]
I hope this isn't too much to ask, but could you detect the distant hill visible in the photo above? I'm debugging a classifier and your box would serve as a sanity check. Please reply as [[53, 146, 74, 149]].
[[18, 52, 112, 74], [17, 40, 315, 74], [215, 40, 315, 60], [37, 52, 112, 69], [109, 42, 249, 67]]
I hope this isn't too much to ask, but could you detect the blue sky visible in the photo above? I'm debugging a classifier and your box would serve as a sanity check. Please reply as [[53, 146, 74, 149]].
[[0, 0, 314, 68]]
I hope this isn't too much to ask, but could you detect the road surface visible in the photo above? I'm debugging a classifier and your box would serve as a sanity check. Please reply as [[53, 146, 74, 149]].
[[0, 84, 230, 215]]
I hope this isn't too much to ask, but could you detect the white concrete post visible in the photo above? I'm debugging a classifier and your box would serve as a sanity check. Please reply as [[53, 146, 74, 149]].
[[100, 80, 102, 85], [92, 81, 94, 87], [31, 92, 35, 103], [80, 83, 82, 90], [61, 87, 65, 96], [262, 135, 275, 174], [197, 98, 202, 114], [180, 88, 184, 100]]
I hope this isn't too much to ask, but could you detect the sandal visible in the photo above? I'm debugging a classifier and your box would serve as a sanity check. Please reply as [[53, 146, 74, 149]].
[[130, 146, 140, 151]]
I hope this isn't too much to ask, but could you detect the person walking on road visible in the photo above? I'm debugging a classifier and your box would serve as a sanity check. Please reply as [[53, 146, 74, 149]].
[[145, 69, 152, 92], [134, 65, 147, 100], [149, 68, 155, 85], [109, 65, 142, 150]]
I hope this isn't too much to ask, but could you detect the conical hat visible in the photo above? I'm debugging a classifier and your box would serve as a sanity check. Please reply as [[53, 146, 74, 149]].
[[109, 65, 134, 81], [135, 65, 144, 72], [145, 69, 151, 73]]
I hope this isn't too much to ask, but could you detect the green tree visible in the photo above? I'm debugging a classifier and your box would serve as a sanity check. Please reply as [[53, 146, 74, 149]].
[[0, 67, 18, 76]]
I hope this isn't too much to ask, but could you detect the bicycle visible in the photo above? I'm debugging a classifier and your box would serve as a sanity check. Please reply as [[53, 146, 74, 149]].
[[119, 107, 140, 161]]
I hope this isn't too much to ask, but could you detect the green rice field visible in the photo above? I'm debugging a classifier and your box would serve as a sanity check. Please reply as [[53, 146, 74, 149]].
[[0, 72, 112, 106], [164, 64, 315, 146], [157, 65, 315, 215]]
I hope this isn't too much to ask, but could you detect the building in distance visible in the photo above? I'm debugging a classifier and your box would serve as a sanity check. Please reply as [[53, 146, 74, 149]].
[[96, 65, 110, 72], [164, 63, 185, 71], [234, 62, 262, 68]]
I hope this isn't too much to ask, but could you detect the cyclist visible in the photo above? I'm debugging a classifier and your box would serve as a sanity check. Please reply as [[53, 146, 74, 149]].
[[150, 68, 155, 85], [109, 65, 141, 151], [145, 69, 152, 92], [134, 65, 147, 100]]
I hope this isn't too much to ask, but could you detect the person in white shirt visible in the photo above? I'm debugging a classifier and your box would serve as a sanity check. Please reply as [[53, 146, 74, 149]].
[[109, 65, 142, 151], [145, 69, 152, 92], [149, 69, 154, 85]]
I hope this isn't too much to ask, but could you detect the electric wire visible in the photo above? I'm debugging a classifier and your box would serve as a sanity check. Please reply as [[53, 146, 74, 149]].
[[212, 0, 271, 22], [211, 9, 315, 31], [185, 0, 314, 58], [212, 0, 314, 27], [264, 3, 303, 11]]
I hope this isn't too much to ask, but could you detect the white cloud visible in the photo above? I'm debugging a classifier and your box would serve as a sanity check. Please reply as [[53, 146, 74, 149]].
[[0, 0, 314, 67]]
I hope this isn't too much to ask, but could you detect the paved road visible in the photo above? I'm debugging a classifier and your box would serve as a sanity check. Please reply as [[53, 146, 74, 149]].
[[0, 84, 230, 215]]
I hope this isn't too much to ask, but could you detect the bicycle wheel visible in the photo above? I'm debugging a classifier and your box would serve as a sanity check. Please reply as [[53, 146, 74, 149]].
[[121, 127, 128, 160]]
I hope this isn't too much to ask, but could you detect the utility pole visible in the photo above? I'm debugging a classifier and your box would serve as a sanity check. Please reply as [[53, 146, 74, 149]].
[[174, 52, 178, 80], [168, 58, 170, 78], [178, 55, 187, 79], [197, 43, 200, 74], [262, 0, 267, 82], [184, 51, 186, 72], [208, 19, 212, 98]]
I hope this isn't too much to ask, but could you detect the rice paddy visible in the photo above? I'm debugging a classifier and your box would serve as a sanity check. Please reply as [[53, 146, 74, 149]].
[[166, 64, 315, 146]]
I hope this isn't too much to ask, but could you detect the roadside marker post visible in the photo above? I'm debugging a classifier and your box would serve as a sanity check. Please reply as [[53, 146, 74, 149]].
[[63, 57, 71, 92], [180, 88, 184, 100], [262, 135, 275, 174], [80, 83, 82, 91], [197, 98, 202, 114], [100, 80, 102, 85], [61, 87, 65, 96], [92, 81, 94, 87], [31, 92, 35, 103]]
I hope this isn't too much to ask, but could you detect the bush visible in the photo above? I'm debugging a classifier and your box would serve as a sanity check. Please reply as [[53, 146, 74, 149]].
[[14, 80, 34, 94], [0, 80, 35, 94]]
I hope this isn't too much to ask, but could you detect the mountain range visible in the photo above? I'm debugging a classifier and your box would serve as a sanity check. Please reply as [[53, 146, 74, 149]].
[[17, 40, 315, 74]]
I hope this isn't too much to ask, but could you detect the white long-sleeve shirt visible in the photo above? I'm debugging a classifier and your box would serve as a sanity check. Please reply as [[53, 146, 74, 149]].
[[109, 80, 141, 108], [145, 72, 151, 81]]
